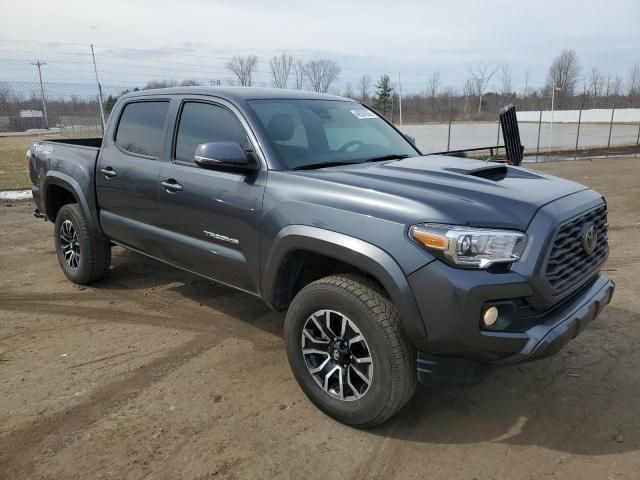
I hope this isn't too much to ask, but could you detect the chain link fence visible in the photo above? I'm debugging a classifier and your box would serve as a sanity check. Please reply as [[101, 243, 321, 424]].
[[1, 80, 639, 190], [0, 81, 127, 190]]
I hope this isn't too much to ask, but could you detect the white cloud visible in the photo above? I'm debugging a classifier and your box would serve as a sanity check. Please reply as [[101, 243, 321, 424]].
[[1, 0, 638, 92]]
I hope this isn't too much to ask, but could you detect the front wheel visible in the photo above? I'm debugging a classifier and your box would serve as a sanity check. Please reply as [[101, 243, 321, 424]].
[[284, 274, 416, 427], [54, 203, 111, 284]]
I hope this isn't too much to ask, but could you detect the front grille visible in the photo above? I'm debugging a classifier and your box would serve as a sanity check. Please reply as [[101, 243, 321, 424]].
[[545, 205, 609, 292]]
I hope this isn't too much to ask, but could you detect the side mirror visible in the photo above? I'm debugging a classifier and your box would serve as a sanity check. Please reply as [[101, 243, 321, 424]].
[[194, 142, 257, 171], [402, 132, 416, 145]]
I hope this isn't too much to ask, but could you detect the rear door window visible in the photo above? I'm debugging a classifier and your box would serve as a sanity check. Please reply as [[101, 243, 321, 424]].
[[115, 101, 169, 157]]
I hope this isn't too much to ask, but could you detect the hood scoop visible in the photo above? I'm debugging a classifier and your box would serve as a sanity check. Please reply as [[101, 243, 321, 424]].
[[444, 163, 508, 181]]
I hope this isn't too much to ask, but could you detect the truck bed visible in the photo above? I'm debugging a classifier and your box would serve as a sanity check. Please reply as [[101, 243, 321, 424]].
[[29, 137, 104, 229], [45, 137, 103, 148]]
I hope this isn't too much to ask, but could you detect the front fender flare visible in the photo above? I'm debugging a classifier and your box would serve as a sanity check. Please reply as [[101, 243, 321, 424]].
[[262, 225, 428, 342]]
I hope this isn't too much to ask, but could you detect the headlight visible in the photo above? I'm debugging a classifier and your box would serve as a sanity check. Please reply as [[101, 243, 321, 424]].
[[409, 223, 527, 269]]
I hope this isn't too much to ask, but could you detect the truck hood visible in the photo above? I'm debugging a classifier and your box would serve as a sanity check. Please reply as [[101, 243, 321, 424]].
[[293, 155, 590, 230]]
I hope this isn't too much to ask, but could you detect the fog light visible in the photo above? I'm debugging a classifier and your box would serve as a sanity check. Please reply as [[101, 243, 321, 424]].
[[483, 306, 499, 327]]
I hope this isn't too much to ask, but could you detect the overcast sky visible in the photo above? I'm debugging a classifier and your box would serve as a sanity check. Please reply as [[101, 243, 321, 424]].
[[1, 0, 639, 93]]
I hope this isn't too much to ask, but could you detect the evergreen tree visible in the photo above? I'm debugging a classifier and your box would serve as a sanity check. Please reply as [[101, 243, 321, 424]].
[[104, 94, 117, 115], [375, 74, 393, 115]]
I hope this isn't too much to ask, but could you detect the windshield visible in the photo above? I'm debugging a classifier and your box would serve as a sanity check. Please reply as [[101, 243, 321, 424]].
[[248, 99, 419, 169]]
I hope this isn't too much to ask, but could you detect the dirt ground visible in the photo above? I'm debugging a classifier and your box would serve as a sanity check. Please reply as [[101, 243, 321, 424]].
[[1, 158, 639, 480]]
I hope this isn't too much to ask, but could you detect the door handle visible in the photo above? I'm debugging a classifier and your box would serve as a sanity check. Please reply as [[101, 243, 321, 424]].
[[160, 179, 183, 193], [101, 167, 117, 179]]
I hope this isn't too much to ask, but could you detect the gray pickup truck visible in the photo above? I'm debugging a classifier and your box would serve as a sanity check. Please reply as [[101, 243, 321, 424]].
[[28, 87, 614, 426]]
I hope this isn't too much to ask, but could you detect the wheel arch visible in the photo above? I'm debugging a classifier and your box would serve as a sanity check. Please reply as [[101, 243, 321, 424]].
[[262, 225, 427, 342], [43, 172, 100, 233]]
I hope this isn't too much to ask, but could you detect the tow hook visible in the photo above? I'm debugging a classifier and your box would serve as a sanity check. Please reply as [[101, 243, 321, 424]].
[[34, 208, 46, 220]]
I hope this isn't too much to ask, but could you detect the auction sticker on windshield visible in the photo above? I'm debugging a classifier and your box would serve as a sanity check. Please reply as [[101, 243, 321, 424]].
[[350, 109, 377, 119]]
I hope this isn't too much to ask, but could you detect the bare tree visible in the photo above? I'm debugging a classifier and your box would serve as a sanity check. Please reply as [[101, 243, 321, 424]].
[[611, 75, 623, 97], [604, 73, 612, 97], [342, 81, 354, 98], [293, 60, 306, 90], [589, 67, 605, 107], [269, 52, 293, 88], [225, 55, 258, 87], [546, 49, 580, 108], [357, 75, 372, 103], [463, 78, 474, 116], [426, 70, 440, 109], [467, 61, 499, 113], [304, 59, 341, 93], [180, 79, 202, 86], [500, 64, 512, 97], [628, 63, 640, 106], [143, 79, 178, 90]]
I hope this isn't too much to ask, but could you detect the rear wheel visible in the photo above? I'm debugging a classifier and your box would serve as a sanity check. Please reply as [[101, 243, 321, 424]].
[[284, 274, 416, 427], [54, 204, 111, 284]]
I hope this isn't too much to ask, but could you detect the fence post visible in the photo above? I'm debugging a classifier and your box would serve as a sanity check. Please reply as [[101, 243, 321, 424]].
[[446, 96, 452, 151], [607, 106, 615, 148], [575, 107, 582, 153], [535, 108, 542, 162]]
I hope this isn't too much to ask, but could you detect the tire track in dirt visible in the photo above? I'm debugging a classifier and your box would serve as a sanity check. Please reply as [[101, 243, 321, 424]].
[[0, 268, 285, 479], [0, 332, 219, 480]]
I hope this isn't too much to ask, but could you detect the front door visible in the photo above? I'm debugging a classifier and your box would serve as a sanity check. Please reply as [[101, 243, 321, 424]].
[[156, 99, 266, 293]]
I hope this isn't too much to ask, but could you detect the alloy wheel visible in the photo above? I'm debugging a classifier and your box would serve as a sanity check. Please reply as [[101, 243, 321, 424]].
[[59, 219, 80, 269], [301, 309, 373, 401]]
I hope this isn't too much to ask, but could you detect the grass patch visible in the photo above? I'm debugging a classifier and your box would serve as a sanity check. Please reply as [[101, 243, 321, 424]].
[[0, 133, 62, 190]]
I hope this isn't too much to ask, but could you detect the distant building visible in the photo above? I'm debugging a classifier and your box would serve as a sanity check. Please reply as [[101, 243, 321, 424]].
[[19, 110, 44, 118]]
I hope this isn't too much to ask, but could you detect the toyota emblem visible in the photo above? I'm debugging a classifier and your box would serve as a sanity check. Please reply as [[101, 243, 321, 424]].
[[582, 223, 598, 255]]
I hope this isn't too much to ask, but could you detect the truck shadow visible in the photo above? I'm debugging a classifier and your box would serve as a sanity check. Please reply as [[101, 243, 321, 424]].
[[103, 249, 639, 457], [371, 306, 640, 456], [100, 248, 284, 339]]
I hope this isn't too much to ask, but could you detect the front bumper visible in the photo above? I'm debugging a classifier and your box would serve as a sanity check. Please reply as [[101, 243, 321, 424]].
[[412, 270, 614, 386], [409, 258, 614, 364], [493, 273, 614, 365]]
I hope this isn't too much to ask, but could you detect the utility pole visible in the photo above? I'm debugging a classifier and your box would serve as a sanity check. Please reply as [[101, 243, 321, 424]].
[[548, 85, 561, 154], [398, 72, 403, 126], [31, 60, 49, 129], [90, 44, 106, 133]]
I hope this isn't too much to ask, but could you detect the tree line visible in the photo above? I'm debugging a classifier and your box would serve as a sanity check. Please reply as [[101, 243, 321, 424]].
[[137, 49, 640, 122], [2, 49, 640, 126]]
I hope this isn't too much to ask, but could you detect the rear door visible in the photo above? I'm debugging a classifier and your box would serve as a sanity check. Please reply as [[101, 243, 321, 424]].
[[156, 98, 267, 293], [96, 99, 170, 254]]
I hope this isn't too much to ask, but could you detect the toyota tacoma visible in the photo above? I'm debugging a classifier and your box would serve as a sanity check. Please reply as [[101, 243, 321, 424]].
[[28, 87, 614, 426]]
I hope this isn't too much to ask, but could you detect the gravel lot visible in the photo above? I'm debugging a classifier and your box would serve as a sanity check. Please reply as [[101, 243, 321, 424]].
[[1, 158, 639, 480]]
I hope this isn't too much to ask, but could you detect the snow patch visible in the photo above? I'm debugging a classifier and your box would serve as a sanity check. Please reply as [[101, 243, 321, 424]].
[[0, 190, 32, 201]]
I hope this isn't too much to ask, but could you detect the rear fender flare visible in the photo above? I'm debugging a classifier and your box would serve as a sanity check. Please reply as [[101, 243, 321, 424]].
[[43, 172, 101, 235]]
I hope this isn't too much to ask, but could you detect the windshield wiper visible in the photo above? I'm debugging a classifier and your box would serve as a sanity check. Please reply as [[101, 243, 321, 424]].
[[361, 154, 410, 163], [292, 161, 359, 171], [292, 154, 410, 171]]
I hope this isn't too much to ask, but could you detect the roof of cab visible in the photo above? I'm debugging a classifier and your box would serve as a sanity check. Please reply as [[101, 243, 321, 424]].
[[120, 86, 353, 103]]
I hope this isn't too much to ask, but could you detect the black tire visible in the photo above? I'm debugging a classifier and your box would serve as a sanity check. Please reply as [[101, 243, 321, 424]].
[[54, 203, 111, 284], [284, 274, 416, 427]]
